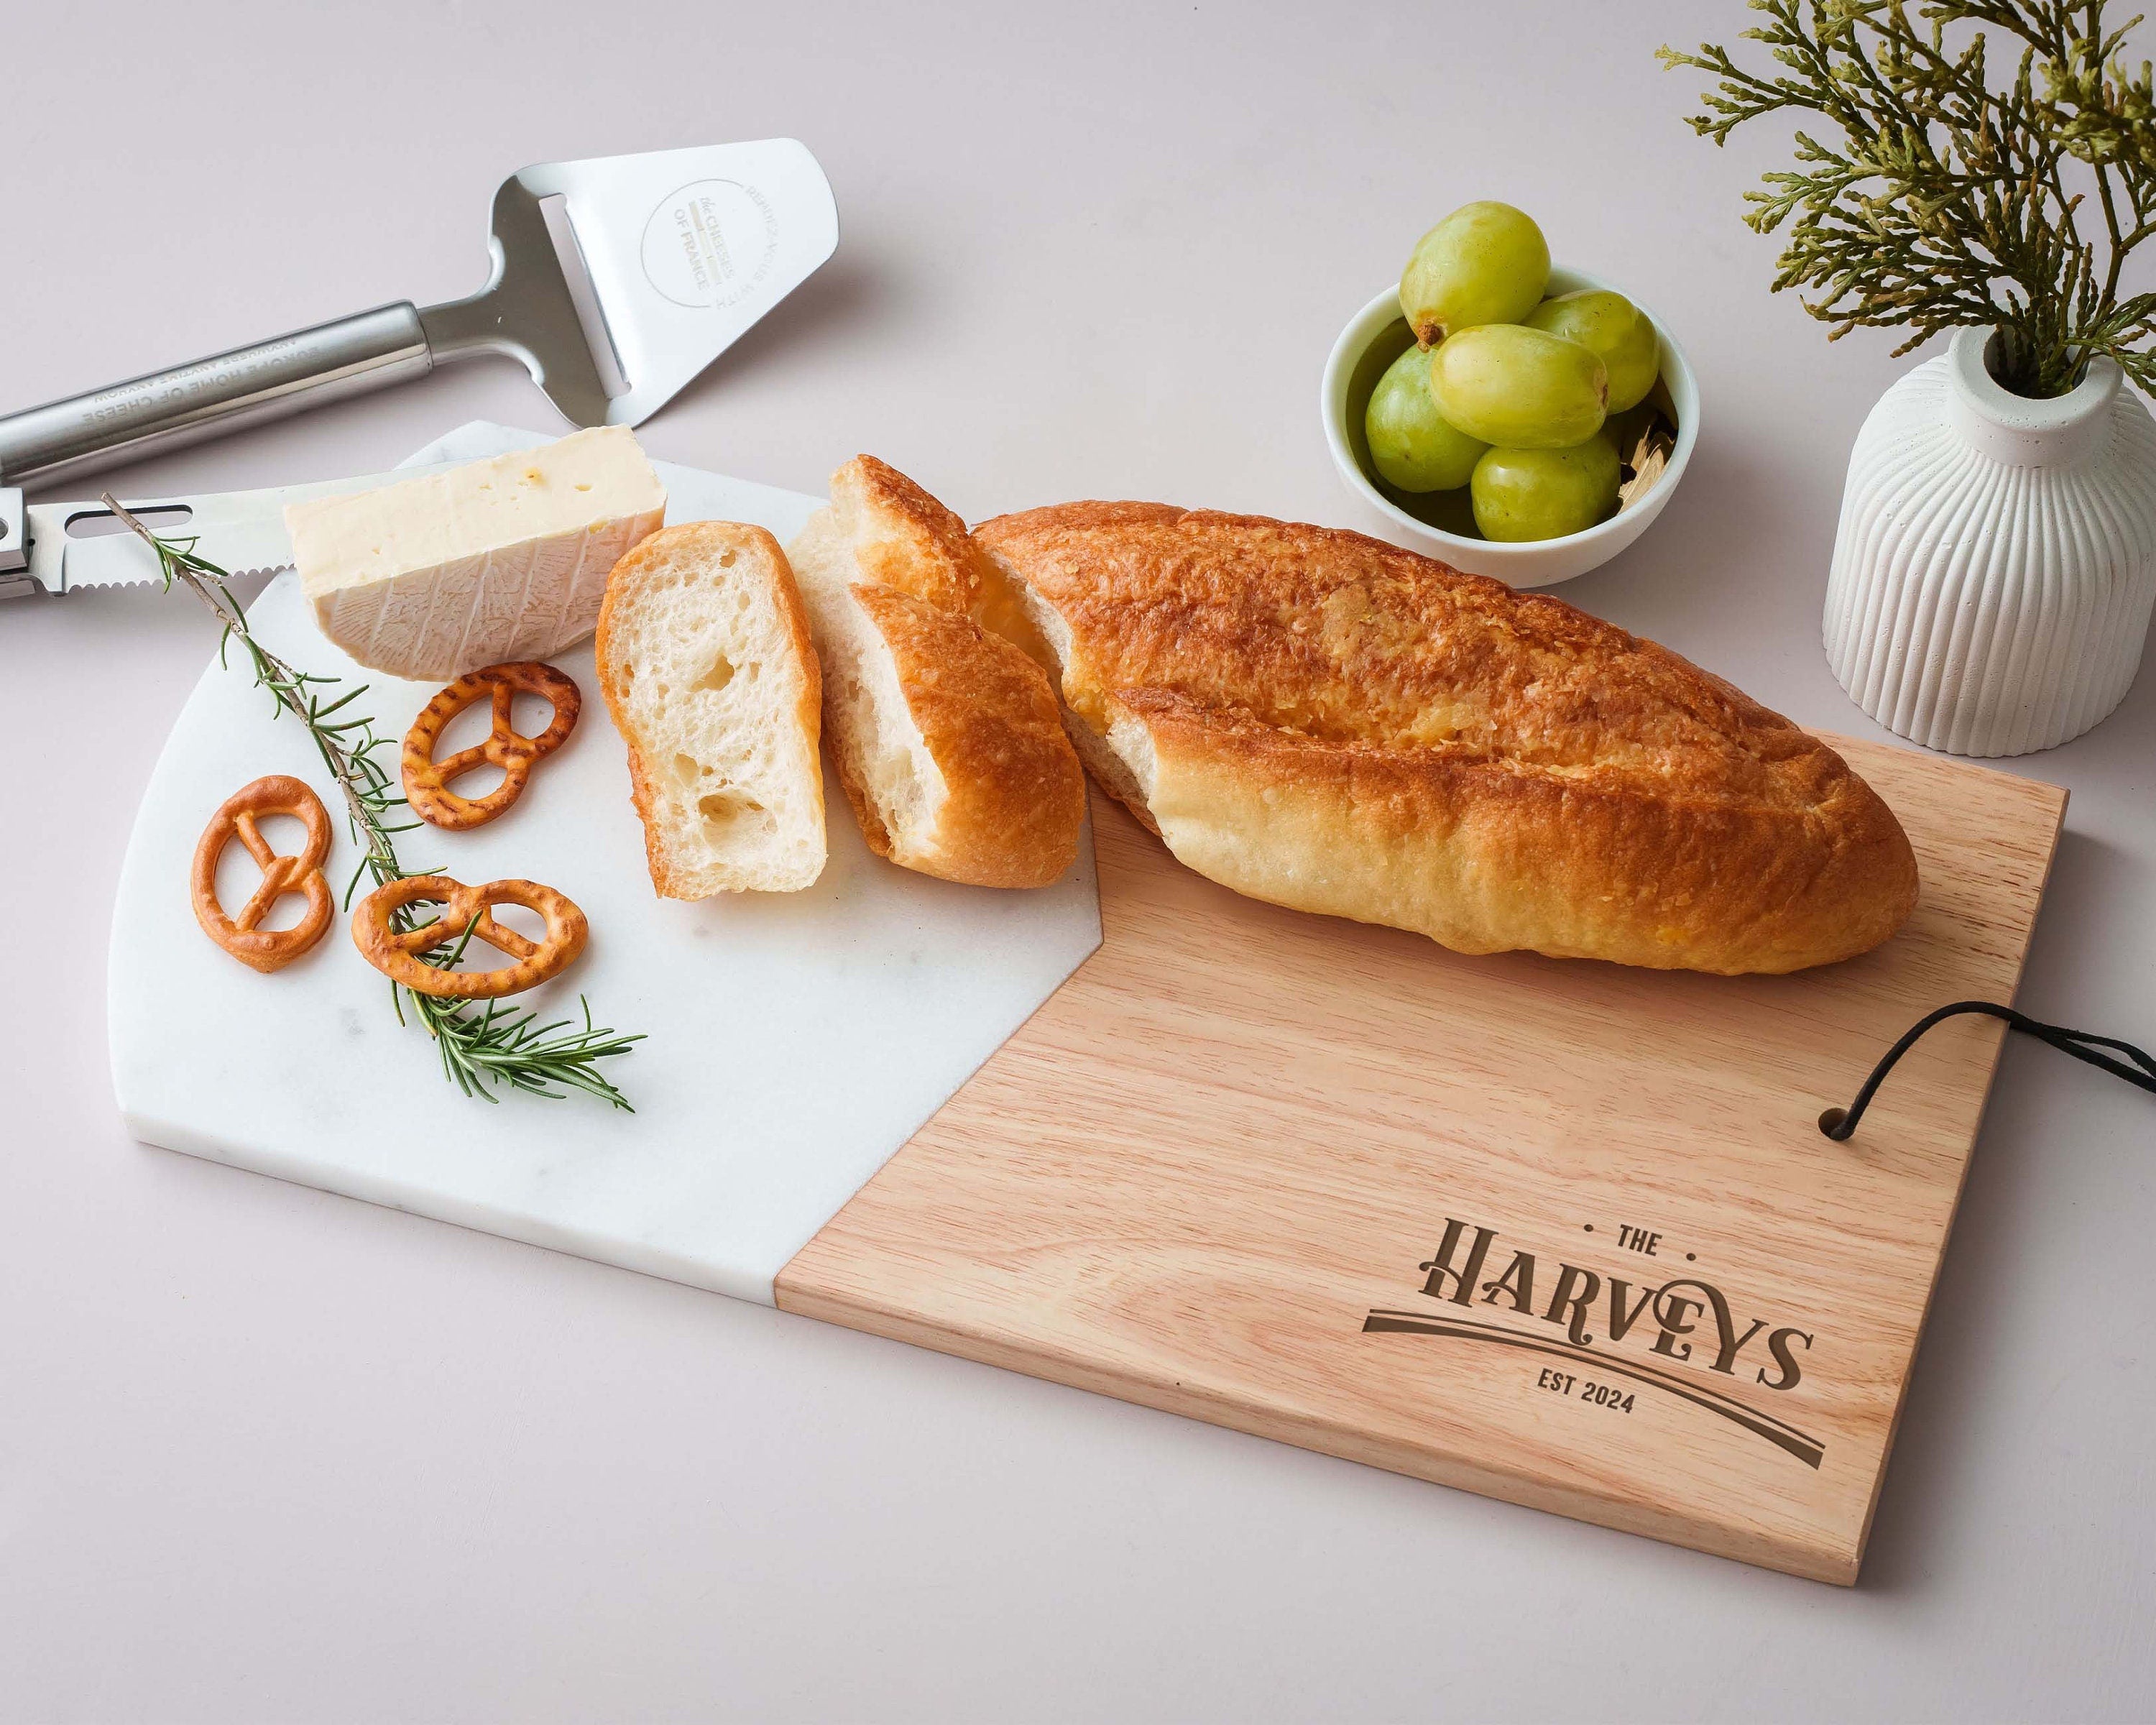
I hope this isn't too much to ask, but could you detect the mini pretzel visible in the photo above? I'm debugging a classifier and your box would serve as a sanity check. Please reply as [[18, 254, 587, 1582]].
[[351, 874, 588, 1000], [402, 662, 581, 830], [191, 775, 334, 973]]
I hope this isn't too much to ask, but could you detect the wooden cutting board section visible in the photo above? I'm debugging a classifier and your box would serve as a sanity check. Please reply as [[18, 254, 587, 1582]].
[[777, 737, 2065, 1584]]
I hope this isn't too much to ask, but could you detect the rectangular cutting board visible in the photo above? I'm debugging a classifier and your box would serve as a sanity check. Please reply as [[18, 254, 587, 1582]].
[[111, 426, 2066, 1584], [776, 742, 2065, 1586]]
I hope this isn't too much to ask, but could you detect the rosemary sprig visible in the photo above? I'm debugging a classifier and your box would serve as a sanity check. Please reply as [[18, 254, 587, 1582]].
[[1661, 1, 2156, 400], [111, 496, 644, 1108]]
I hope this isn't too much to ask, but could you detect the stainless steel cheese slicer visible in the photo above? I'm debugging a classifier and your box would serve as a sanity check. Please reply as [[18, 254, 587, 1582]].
[[0, 141, 837, 586]]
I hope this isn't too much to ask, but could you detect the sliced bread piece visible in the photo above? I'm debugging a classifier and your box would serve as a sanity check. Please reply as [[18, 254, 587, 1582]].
[[788, 458, 1084, 888], [594, 521, 826, 897]]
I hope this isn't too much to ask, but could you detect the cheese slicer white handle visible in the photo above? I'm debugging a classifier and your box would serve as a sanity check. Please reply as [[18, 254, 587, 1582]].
[[0, 304, 437, 489]]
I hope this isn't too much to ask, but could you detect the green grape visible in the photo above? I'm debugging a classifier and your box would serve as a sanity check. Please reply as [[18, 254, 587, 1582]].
[[1395, 482, 1482, 540], [1524, 290, 1661, 413], [1470, 436, 1621, 542], [1399, 202, 1549, 345], [1429, 325, 1608, 449], [1364, 343, 1488, 492]]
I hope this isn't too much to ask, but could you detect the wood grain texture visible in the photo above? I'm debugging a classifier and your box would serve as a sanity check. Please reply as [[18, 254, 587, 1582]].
[[776, 737, 2065, 1583]]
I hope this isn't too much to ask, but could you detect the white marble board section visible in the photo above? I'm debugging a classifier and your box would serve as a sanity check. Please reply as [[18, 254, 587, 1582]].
[[108, 422, 1102, 1305]]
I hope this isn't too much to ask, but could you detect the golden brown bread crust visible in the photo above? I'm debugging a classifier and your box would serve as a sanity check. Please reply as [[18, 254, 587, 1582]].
[[794, 457, 1084, 890], [843, 584, 1086, 888], [842, 454, 1061, 665], [594, 520, 822, 898], [973, 504, 1920, 973], [842, 454, 985, 615]]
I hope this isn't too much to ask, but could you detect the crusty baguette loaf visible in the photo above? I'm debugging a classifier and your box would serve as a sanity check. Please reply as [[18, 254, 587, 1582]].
[[594, 521, 826, 897], [972, 503, 1920, 974], [786, 456, 1084, 888]]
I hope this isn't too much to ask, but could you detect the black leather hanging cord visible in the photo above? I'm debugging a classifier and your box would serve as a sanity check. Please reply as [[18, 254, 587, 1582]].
[[1820, 1000, 2156, 1141]]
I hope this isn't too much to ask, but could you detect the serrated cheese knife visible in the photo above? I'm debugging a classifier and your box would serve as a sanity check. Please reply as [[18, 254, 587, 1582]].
[[0, 140, 837, 498], [0, 462, 464, 598]]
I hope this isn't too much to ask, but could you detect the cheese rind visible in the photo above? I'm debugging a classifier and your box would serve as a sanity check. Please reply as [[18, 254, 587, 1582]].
[[287, 426, 667, 680]]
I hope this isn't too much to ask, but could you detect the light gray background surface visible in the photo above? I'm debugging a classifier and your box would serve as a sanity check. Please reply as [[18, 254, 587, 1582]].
[[4, 3, 2152, 1719]]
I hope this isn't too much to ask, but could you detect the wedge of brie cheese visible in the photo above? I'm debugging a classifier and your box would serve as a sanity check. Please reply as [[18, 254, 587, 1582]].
[[287, 426, 666, 681]]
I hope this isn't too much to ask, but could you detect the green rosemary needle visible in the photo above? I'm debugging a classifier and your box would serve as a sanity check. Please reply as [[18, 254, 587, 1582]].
[[109, 496, 644, 1109]]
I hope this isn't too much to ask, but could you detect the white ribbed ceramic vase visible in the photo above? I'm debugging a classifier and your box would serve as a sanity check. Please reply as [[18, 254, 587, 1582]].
[[1823, 326, 2156, 756]]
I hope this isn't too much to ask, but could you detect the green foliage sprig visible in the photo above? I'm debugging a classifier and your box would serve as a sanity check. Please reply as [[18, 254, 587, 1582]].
[[1661, 1, 2156, 398], [112, 497, 643, 1109]]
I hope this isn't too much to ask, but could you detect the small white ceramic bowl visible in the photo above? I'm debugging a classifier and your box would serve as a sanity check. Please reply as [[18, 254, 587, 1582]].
[[1320, 267, 1700, 586]]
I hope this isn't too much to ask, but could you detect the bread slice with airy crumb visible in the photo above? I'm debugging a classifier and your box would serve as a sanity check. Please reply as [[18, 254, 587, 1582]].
[[788, 457, 1084, 888], [594, 521, 826, 897]]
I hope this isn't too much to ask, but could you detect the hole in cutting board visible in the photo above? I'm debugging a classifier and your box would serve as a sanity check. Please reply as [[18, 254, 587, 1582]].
[[538, 193, 630, 399]]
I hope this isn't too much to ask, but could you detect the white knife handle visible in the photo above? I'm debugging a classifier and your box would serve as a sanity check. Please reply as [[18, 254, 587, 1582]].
[[0, 305, 433, 488]]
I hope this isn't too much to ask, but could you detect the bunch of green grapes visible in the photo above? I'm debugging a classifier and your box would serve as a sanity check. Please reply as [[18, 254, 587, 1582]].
[[1365, 202, 1661, 543]]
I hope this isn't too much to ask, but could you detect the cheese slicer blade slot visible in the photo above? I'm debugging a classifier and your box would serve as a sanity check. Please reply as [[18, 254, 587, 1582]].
[[536, 193, 632, 400]]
